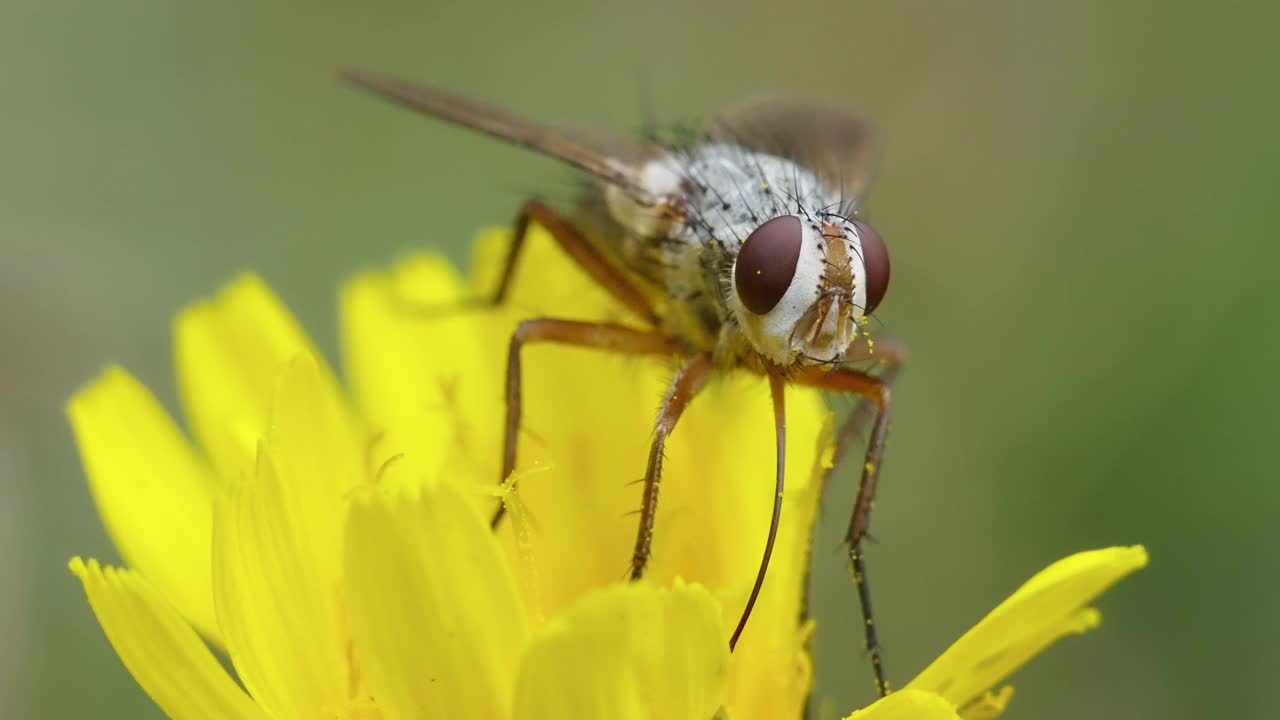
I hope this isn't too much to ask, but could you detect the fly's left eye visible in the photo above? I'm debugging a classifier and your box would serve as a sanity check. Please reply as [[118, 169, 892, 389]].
[[734, 215, 802, 315]]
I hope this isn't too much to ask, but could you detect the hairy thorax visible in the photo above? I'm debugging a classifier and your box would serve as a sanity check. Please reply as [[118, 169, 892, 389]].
[[600, 144, 869, 370]]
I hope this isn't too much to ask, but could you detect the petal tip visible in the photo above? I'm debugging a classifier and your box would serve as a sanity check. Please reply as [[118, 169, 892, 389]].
[[1120, 544, 1149, 569], [223, 271, 269, 296], [66, 365, 133, 417]]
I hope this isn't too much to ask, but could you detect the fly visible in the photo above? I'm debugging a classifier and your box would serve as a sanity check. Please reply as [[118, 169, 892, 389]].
[[340, 68, 906, 697]]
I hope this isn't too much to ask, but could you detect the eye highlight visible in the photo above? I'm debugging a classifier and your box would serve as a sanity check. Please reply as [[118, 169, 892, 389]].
[[853, 219, 889, 313], [734, 215, 802, 315]]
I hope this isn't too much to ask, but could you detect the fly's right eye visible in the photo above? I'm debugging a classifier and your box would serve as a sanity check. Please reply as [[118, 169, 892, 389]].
[[734, 215, 803, 315]]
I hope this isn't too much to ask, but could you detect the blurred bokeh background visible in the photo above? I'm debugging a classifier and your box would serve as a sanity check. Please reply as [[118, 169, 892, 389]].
[[2, 1, 1276, 717]]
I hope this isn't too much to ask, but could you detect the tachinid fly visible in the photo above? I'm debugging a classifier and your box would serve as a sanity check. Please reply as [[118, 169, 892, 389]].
[[341, 68, 906, 697]]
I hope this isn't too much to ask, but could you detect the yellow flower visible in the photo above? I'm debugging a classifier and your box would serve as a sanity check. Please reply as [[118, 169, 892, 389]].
[[67, 226, 1147, 719]]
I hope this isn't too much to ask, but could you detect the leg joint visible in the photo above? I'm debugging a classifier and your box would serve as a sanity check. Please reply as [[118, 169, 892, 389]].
[[874, 382, 891, 410]]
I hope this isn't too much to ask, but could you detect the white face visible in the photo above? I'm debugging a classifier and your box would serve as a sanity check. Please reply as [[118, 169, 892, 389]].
[[729, 215, 871, 367]]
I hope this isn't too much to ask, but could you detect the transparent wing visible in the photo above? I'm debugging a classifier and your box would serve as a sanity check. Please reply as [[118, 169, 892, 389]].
[[710, 97, 880, 205], [340, 67, 660, 202]]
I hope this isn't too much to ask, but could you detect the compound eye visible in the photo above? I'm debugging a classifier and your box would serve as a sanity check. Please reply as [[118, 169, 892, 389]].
[[734, 215, 803, 315], [853, 219, 890, 313]]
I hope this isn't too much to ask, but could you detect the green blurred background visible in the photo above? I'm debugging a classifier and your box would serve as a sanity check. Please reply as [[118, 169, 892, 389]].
[[2, 1, 1276, 717]]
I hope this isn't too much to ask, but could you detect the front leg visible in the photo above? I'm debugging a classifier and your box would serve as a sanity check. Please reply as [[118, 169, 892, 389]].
[[792, 365, 893, 697], [826, 335, 908, 492]]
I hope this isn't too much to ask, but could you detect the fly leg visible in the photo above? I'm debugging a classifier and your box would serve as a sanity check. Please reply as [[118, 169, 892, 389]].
[[491, 319, 680, 527], [792, 365, 894, 698], [489, 199, 659, 325], [629, 352, 715, 579], [825, 336, 908, 492], [631, 364, 792, 654], [393, 199, 660, 327], [494, 328, 725, 649]]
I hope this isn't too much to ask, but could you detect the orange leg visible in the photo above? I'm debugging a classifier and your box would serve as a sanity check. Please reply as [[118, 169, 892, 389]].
[[629, 352, 715, 579], [488, 199, 660, 326], [491, 318, 680, 527], [792, 364, 895, 697], [824, 336, 908, 493], [390, 199, 660, 327]]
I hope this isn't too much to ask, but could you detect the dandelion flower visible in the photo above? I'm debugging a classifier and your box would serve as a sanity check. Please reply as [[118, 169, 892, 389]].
[[67, 226, 1146, 719]]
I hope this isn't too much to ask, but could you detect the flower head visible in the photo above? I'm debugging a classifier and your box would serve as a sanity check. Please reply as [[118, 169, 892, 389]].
[[68, 226, 1146, 719]]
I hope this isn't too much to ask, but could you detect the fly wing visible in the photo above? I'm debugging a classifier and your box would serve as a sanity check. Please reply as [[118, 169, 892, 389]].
[[340, 67, 660, 203], [710, 97, 880, 205]]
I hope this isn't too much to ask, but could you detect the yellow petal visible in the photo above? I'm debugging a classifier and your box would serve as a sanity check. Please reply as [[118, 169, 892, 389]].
[[842, 689, 962, 720], [266, 353, 365, 579], [67, 367, 220, 641], [512, 581, 730, 720], [341, 255, 500, 493], [341, 226, 659, 566], [69, 558, 266, 720], [343, 480, 528, 720], [906, 546, 1149, 708], [211, 358, 359, 720], [175, 273, 339, 480], [341, 224, 653, 493]]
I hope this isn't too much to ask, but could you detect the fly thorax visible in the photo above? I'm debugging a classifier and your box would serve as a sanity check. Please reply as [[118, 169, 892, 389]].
[[604, 157, 686, 239]]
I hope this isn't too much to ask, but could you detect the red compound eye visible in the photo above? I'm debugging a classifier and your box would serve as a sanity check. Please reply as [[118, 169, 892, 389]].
[[853, 219, 889, 313], [735, 215, 802, 315]]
